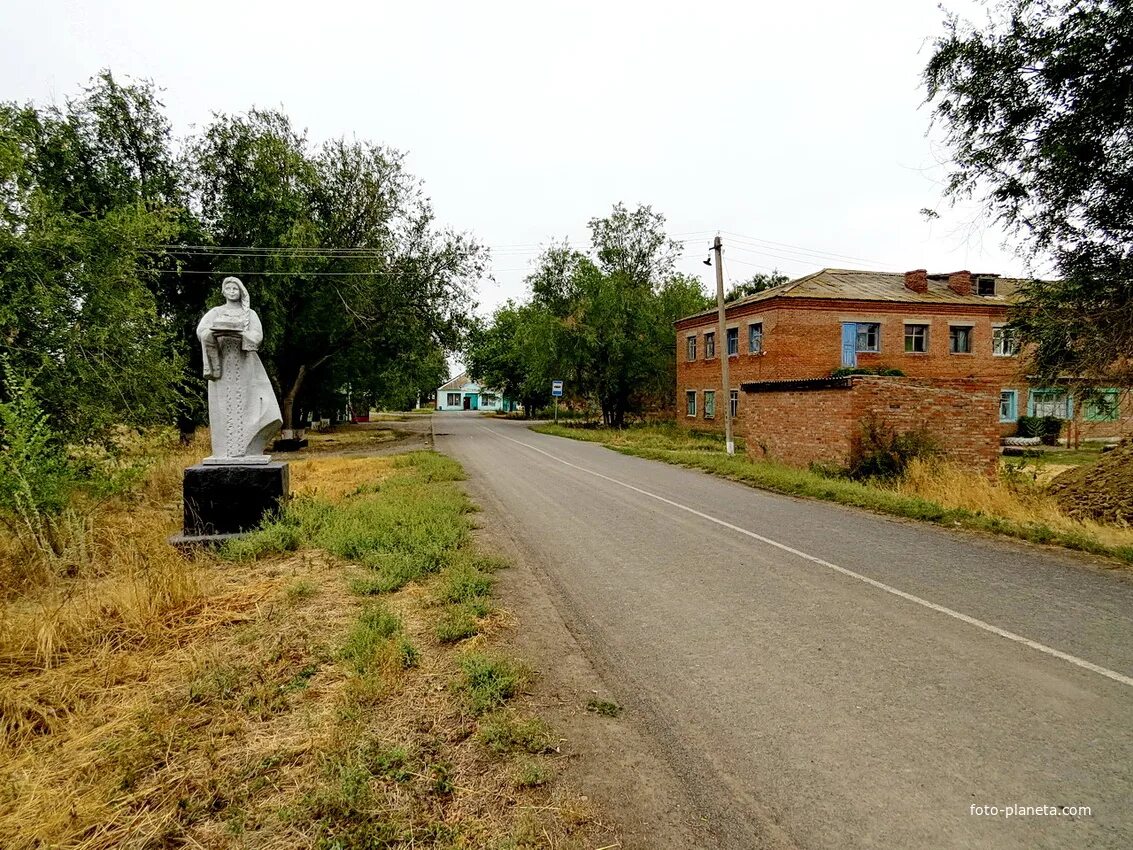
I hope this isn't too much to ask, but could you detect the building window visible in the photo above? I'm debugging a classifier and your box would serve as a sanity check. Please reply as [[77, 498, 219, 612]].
[[1030, 388, 1071, 419], [729, 389, 738, 418], [704, 390, 715, 419], [1084, 389, 1120, 422], [446, 392, 461, 407], [726, 327, 739, 356], [992, 326, 1019, 356], [949, 325, 973, 354], [977, 276, 996, 296], [748, 323, 763, 354], [999, 390, 1018, 423], [686, 335, 697, 361], [685, 390, 696, 417], [904, 324, 928, 353], [856, 322, 880, 352], [704, 332, 716, 358]]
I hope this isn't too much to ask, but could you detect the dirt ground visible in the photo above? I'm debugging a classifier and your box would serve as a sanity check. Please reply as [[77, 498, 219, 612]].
[[1049, 441, 1133, 524]]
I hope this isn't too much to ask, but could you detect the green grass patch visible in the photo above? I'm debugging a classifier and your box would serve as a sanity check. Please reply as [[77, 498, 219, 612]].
[[533, 423, 1133, 565], [514, 759, 552, 788], [478, 712, 556, 755], [435, 564, 494, 604], [340, 602, 404, 674], [533, 420, 732, 453], [435, 607, 482, 643], [585, 698, 622, 717], [458, 652, 526, 714]]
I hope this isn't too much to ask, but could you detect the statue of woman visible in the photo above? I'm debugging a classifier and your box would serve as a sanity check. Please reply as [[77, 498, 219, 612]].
[[196, 277, 282, 462]]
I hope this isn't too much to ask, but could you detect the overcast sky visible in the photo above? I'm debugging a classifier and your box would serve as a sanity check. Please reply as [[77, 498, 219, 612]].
[[3, 0, 1019, 318]]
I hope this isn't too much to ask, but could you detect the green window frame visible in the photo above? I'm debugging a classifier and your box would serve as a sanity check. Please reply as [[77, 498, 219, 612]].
[[704, 390, 716, 419], [686, 335, 697, 361], [685, 390, 697, 417], [1028, 388, 1072, 419], [704, 332, 716, 359], [1084, 389, 1120, 422]]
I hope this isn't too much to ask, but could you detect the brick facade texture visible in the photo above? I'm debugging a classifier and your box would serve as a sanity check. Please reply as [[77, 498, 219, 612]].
[[736, 376, 1000, 475], [675, 297, 1132, 449]]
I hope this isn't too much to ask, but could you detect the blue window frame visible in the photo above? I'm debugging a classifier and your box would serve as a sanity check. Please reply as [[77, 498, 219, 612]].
[[999, 390, 1018, 423], [726, 327, 739, 356], [748, 323, 763, 354]]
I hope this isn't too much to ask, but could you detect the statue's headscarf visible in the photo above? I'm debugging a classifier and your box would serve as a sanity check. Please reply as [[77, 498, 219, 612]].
[[223, 276, 251, 310]]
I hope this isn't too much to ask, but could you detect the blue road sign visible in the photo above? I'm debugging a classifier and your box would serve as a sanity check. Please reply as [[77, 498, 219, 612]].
[[551, 380, 563, 397]]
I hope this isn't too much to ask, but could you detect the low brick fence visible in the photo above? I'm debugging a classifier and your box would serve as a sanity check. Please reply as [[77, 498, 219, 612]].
[[737, 375, 1000, 474]]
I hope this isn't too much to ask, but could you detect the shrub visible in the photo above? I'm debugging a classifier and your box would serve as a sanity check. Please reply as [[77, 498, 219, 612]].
[[0, 371, 75, 527], [1017, 415, 1063, 444], [849, 415, 938, 480]]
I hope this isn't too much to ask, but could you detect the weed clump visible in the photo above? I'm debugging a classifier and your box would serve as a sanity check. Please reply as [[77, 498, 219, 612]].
[[479, 712, 556, 754], [849, 415, 938, 480], [458, 653, 527, 714], [341, 602, 404, 674]]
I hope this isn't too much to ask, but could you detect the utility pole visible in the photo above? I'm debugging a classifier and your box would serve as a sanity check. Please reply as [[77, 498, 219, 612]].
[[714, 235, 735, 455]]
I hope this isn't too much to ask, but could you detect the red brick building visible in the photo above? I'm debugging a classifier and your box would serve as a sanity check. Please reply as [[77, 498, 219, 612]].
[[674, 268, 1129, 469]]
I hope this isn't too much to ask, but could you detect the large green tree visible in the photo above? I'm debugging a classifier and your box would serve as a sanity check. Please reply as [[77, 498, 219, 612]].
[[467, 205, 711, 425], [188, 110, 484, 429], [0, 73, 185, 442], [924, 0, 1133, 385]]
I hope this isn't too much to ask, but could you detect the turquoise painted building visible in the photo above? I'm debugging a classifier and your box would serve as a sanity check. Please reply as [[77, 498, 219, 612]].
[[435, 372, 515, 412]]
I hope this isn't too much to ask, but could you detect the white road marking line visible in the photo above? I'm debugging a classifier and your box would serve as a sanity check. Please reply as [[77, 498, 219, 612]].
[[479, 426, 1133, 690]]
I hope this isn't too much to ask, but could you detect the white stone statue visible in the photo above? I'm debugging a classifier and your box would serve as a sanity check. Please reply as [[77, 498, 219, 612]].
[[196, 277, 282, 464]]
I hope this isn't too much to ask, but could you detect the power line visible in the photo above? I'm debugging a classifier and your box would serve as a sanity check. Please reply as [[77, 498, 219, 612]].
[[721, 230, 901, 269], [165, 268, 528, 276]]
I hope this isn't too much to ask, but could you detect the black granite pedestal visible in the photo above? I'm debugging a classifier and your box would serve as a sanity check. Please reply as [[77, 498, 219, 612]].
[[271, 437, 308, 452], [171, 462, 289, 547]]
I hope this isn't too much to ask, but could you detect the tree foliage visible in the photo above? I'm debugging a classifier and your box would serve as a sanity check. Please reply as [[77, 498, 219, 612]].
[[188, 111, 485, 427], [0, 69, 484, 468], [0, 73, 185, 441], [725, 270, 789, 302], [924, 0, 1133, 384], [466, 204, 712, 425]]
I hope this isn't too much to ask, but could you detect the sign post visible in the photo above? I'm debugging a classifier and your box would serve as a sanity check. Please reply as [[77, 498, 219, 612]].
[[551, 380, 563, 423]]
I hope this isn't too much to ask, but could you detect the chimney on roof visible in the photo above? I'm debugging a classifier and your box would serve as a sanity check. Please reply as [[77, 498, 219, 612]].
[[904, 269, 928, 294], [947, 270, 972, 296]]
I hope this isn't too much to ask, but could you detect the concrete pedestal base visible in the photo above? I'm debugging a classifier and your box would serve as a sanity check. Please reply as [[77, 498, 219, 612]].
[[174, 461, 289, 546]]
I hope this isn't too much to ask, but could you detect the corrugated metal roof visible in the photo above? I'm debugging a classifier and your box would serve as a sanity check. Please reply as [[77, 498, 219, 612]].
[[437, 372, 470, 392], [678, 268, 1031, 323], [740, 377, 854, 392]]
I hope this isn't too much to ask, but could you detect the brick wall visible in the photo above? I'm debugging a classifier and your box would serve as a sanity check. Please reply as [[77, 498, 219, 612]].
[[737, 376, 1000, 474], [675, 298, 1026, 432]]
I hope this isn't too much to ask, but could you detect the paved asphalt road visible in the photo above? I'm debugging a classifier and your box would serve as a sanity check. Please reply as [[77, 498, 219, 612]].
[[435, 413, 1133, 849]]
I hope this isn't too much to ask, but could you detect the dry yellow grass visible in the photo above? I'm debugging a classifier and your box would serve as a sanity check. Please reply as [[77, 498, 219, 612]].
[[289, 455, 396, 501], [0, 444, 606, 849], [896, 458, 1133, 550]]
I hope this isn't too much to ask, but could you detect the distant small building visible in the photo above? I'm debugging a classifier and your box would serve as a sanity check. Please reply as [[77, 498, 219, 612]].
[[435, 372, 515, 412]]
